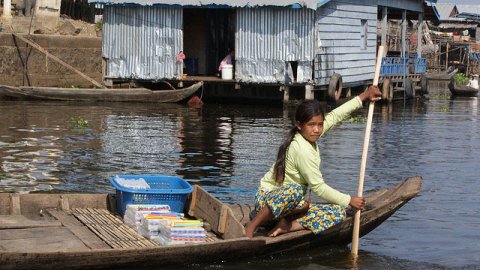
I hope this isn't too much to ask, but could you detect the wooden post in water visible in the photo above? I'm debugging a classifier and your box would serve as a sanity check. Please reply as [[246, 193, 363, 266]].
[[351, 45, 384, 257], [446, 42, 450, 70], [282, 85, 290, 103], [437, 41, 441, 68], [466, 48, 470, 75]]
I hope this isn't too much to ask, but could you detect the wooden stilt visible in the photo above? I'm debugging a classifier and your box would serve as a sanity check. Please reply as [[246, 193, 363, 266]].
[[282, 85, 290, 103], [446, 42, 450, 70], [466, 49, 470, 75], [305, 84, 314, 100]]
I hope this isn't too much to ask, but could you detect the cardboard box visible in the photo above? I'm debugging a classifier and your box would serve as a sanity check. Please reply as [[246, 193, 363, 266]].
[[471, 43, 480, 52]]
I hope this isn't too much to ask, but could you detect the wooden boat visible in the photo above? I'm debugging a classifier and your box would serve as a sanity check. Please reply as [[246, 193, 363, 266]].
[[425, 68, 458, 81], [0, 176, 422, 269], [448, 81, 479, 97], [0, 81, 203, 103]]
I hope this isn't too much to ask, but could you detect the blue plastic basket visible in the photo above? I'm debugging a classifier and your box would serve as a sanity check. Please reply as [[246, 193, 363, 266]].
[[109, 174, 193, 216]]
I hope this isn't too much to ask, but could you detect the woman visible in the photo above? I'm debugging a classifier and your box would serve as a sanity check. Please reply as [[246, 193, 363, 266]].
[[246, 85, 382, 238]]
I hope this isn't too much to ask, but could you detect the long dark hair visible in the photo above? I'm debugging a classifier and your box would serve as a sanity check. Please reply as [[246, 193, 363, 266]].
[[273, 100, 325, 184]]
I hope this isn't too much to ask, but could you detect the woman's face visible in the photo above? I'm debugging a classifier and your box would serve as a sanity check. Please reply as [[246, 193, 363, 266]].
[[296, 115, 324, 143]]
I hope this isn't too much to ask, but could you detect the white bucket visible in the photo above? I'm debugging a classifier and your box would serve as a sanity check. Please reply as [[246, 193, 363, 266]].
[[221, 64, 233, 80]]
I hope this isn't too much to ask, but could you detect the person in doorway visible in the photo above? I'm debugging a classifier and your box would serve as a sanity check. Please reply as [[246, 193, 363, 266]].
[[467, 74, 479, 89], [176, 51, 186, 76], [218, 49, 234, 76], [245, 85, 382, 239]]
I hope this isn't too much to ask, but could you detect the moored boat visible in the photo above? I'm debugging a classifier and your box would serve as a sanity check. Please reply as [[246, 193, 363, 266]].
[[448, 81, 479, 97], [0, 176, 422, 269], [0, 81, 203, 103]]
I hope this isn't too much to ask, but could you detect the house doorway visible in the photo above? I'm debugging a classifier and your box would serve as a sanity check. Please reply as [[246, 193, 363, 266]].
[[183, 8, 236, 76]]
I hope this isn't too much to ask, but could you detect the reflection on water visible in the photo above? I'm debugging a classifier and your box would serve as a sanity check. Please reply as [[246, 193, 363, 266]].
[[0, 91, 479, 268]]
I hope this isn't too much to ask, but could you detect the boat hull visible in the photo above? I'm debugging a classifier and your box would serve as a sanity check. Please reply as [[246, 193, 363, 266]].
[[0, 82, 203, 103], [448, 82, 479, 97], [0, 176, 422, 269]]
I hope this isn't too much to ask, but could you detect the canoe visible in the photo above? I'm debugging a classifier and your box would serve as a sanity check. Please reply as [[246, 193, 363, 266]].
[[425, 68, 458, 81], [448, 81, 479, 97], [0, 176, 422, 269], [0, 81, 203, 103]]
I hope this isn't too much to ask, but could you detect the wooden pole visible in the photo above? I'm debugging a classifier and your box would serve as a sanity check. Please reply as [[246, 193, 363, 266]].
[[446, 42, 450, 70], [3, 0, 12, 18], [417, 13, 423, 58], [381, 7, 387, 48], [466, 48, 470, 75], [351, 45, 384, 257], [10, 32, 105, 89]]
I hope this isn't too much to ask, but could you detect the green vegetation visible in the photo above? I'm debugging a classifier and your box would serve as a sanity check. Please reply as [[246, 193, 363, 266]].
[[431, 93, 450, 99], [347, 116, 367, 123], [70, 117, 90, 129], [95, 20, 103, 32], [439, 105, 449, 112], [453, 73, 469, 86]]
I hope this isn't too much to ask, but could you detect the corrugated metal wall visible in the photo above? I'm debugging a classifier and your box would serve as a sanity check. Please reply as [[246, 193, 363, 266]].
[[102, 6, 183, 80], [314, 0, 377, 86], [236, 8, 315, 84]]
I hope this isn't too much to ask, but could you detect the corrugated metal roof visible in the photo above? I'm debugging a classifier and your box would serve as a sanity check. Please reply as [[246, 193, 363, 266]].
[[434, 3, 458, 21], [438, 22, 478, 29], [87, 0, 324, 10], [455, 4, 480, 21]]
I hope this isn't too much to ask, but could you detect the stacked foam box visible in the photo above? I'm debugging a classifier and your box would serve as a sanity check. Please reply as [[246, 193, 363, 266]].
[[140, 214, 206, 245], [123, 204, 171, 230], [113, 176, 150, 189]]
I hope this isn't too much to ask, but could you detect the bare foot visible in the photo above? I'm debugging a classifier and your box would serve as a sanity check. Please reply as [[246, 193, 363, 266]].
[[267, 218, 291, 237], [245, 206, 275, 239]]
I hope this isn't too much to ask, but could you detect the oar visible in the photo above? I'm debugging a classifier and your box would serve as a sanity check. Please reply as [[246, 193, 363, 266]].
[[351, 45, 384, 257]]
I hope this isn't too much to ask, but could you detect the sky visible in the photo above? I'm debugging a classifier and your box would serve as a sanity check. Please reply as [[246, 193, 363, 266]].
[[437, 0, 479, 4]]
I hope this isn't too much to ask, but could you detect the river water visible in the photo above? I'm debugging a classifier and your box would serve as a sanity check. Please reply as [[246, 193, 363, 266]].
[[0, 87, 478, 269]]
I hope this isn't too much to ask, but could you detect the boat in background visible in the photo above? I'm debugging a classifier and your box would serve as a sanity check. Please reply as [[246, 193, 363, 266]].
[[448, 81, 479, 97], [0, 176, 422, 270], [0, 81, 203, 103]]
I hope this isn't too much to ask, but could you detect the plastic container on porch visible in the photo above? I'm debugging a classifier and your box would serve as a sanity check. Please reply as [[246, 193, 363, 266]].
[[221, 64, 233, 80]]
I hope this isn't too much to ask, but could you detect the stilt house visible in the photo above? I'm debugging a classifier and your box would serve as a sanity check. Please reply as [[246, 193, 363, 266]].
[[91, 0, 425, 99]]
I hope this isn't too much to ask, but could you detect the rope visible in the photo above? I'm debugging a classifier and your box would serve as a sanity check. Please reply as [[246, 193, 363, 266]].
[[160, 80, 176, 90], [199, 82, 204, 100]]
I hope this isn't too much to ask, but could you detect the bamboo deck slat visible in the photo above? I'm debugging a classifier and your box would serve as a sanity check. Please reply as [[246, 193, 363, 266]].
[[71, 208, 159, 248]]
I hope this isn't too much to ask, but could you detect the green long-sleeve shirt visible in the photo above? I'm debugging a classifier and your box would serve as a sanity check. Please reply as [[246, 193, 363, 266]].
[[259, 97, 363, 207]]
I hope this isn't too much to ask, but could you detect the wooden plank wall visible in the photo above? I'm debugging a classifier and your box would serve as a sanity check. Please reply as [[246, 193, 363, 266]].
[[314, 0, 378, 86]]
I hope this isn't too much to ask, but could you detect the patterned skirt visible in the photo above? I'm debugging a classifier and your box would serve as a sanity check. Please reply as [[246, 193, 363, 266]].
[[255, 184, 346, 235]]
